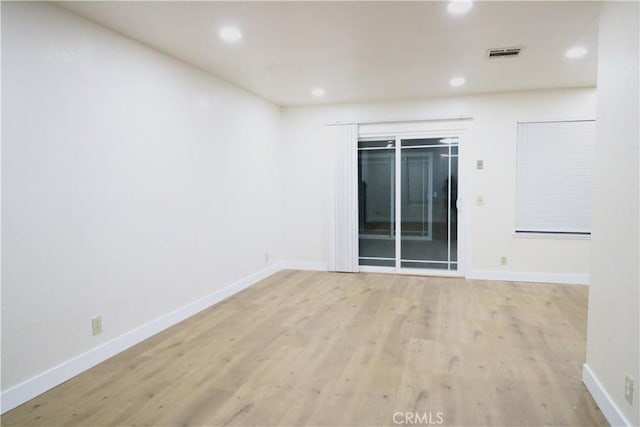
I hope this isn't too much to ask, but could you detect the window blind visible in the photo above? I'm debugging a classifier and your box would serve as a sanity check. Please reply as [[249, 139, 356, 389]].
[[515, 120, 595, 234]]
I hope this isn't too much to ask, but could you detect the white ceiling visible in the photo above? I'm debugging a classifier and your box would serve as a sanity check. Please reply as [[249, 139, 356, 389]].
[[59, 1, 600, 107]]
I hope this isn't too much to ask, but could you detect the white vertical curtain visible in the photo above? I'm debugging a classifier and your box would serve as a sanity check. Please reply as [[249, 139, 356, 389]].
[[334, 124, 359, 272]]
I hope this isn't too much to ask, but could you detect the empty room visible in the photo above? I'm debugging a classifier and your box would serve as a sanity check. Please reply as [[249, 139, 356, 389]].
[[1, 1, 638, 426]]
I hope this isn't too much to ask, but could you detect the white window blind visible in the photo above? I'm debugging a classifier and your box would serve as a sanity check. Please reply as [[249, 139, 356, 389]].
[[515, 120, 595, 234]]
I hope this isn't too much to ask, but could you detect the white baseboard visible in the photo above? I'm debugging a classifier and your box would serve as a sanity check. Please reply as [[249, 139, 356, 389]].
[[466, 270, 589, 285], [281, 260, 328, 271], [583, 363, 633, 426], [0, 262, 283, 414]]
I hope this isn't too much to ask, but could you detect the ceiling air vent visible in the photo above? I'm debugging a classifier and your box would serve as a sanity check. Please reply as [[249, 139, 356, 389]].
[[487, 47, 523, 59]]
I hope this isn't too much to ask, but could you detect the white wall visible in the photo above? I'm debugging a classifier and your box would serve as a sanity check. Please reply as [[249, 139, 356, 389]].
[[282, 88, 596, 280], [585, 2, 639, 426], [1, 1, 282, 393]]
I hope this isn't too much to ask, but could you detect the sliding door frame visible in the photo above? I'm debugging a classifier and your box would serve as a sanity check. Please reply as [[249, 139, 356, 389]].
[[357, 120, 472, 277]]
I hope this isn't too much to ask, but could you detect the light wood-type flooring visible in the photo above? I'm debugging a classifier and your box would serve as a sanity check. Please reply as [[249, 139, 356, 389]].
[[2, 270, 606, 426]]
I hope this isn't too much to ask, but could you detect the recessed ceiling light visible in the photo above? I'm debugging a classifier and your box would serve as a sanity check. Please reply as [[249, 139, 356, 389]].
[[311, 87, 326, 98], [447, 0, 473, 14], [219, 26, 242, 43], [565, 46, 587, 59], [449, 76, 466, 87]]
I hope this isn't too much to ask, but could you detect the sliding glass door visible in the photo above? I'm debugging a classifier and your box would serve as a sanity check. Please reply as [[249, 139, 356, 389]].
[[358, 136, 458, 272]]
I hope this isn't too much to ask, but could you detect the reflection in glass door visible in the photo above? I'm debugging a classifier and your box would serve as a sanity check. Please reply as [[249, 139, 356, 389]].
[[358, 136, 458, 271]]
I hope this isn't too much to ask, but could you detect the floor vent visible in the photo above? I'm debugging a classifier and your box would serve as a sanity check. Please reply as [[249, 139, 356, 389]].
[[487, 47, 523, 58]]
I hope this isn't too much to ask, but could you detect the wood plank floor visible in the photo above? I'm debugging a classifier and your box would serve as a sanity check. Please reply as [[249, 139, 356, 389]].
[[2, 271, 606, 426]]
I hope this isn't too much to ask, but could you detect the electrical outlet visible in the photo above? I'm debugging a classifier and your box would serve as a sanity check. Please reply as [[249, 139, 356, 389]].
[[500, 256, 507, 266], [91, 316, 102, 336], [625, 374, 634, 405], [264, 252, 270, 263], [476, 195, 484, 206]]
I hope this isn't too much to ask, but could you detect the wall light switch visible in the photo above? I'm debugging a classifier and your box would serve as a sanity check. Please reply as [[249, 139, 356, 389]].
[[476, 160, 484, 170], [476, 195, 484, 206]]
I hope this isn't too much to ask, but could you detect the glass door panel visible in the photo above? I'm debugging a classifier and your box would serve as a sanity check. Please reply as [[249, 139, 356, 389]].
[[400, 138, 458, 270], [358, 140, 395, 267]]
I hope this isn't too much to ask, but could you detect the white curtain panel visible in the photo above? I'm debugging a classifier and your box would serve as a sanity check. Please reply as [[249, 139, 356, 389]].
[[334, 124, 359, 272]]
